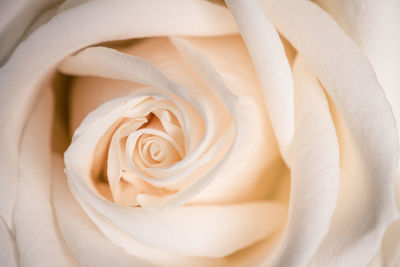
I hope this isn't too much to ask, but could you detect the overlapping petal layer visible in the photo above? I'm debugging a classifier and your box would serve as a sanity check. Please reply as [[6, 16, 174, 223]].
[[258, 0, 399, 266], [60, 37, 287, 257], [0, 0, 238, 228]]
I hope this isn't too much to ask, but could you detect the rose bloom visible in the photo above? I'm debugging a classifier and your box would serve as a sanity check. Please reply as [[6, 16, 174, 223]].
[[0, 0, 399, 266]]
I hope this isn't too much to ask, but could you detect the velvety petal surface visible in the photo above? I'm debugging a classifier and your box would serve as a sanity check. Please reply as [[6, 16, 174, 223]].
[[259, 0, 399, 265], [226, 0, 294, 160], [52, 156, 153, 267], [0, 0, 61, 64], [13, 88, 78, 267], [265, 56, 340, 267], [0, 217, 17, 267], [314, 1, 400, 264]]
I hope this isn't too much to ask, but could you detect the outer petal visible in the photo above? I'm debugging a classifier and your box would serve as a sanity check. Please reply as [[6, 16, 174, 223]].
[[52, 156, 153, 267], [0, 217, 17, 267], [68, 172, 286, 258], [0, 0, 237, 229], [13, 88, 78, 266], [315, 0, 400, 170], [314, 1, 400, 264], [264, 56, 340, 267], [259, 0, 399, 265], [369, 220, 400, 267], [173, 35, 284, 204], [55, 151, 286, 266], [68, 185, 228, 267], [0, 0, 61, 64], [225, 0, 294, 160]]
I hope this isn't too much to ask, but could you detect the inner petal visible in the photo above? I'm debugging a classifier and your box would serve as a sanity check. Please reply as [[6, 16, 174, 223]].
[[146, 141, 164, 161], [134, 134, 182, 170], [149, 142, 163, 161]]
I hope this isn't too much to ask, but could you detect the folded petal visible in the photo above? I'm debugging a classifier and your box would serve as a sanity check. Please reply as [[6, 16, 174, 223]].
[[226, 0, 295, 160], [13, 88, 79, 267], [68, 172, 286, 258], [372, 220, 400, 267], [314, 0, 400, 164], [317, 2, 400, 265], [55, 156, 283, 267], [259, 0, 399, 265], [0, 0, 61, 64], [264, 56, 340, 266], [52, 156, 153, 267], [179, 35, 285, 204]]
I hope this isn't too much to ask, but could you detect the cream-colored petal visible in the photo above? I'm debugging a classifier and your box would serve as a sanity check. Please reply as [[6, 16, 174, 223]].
[[125, 128, 184, 177], [13, 88, 79, 267], [152, 109, 185, 151], [173, 36, 283, 204], [52, 156, 153, 267], [0, 217, 17, 267], [0, 0, 61, 64], [68, 170, 286, 258], [259, 0, 399, 265], [163, 37, 248, 207], [0, 0, 237, 227], [226, 0, 294, 160], [264, 56, 340, 267], [107, 119, 146, 202], [314, 0, 400, 170], [368, 219, 400, 267], [314, 1, 400, 264], [135, 125, 234, 208], [69, 185, 227, 267]]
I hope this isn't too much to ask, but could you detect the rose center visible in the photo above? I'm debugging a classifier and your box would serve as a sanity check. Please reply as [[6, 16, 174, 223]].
[[91, 96, 188, 206]]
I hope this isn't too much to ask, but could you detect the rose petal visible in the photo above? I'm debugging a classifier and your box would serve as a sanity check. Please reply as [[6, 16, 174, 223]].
[[263, 56, 340, 266], [167, 35, 282, 208], [54, 168, 224, 267], [52, 156, 153, 267], [0, 0, 238, 228], [12, 88, 79, 266], [314, 1, 400, 264], [226, 0, 295, 160], [0, 217, 17, 267], [259, 0, 399, 265], [173, 35, 284, 204], [58, 148, 285, 266], [0, 0, 61, 64], [68, 171, 286, 258], [314, 0, 400, 172], [369, 219, 400, 267]]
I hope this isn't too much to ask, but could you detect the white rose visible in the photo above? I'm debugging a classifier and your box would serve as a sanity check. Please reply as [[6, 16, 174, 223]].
[[0, 0, 399, 267]]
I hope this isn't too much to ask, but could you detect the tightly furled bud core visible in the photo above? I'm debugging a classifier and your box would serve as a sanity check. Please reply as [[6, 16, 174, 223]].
[[90, 94, 203, 206]]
